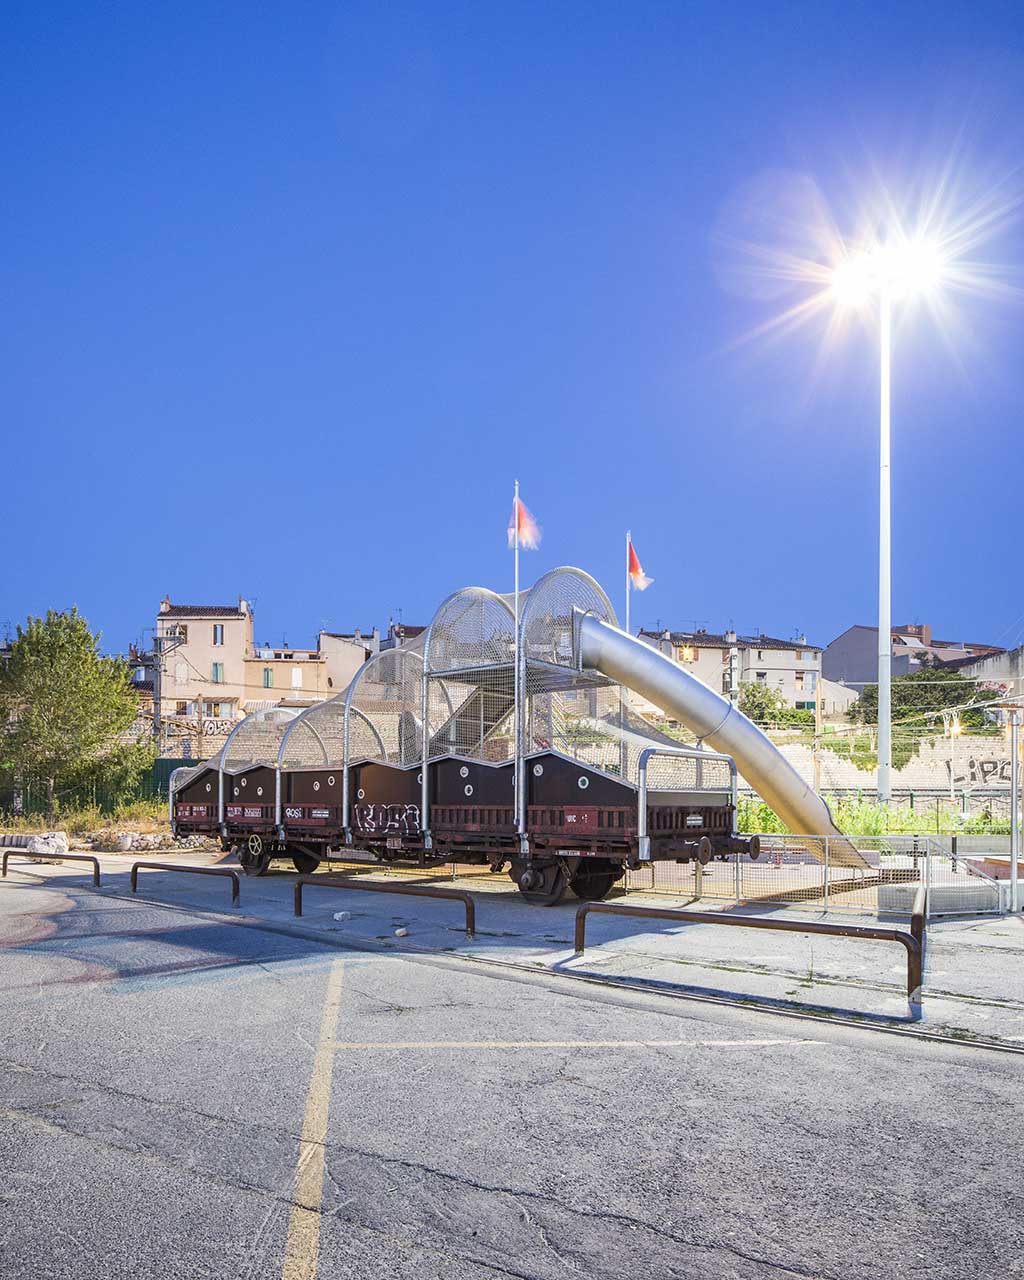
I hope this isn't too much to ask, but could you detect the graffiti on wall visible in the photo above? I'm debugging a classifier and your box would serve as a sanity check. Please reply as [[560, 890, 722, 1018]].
[[352, 803, 421, 835], [946, 757, 1012, 786]]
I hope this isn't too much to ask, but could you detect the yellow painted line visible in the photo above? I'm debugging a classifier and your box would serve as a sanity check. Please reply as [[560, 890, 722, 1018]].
[[328, 1037, 820, 1050], [281, 960, 345, 1280]]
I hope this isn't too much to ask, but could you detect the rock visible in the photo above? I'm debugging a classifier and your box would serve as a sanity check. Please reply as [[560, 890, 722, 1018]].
[[333, 911, 352, 922], [116, 833, 134, 852], [27, 831, 69, 857], [394, 927, 409, 938]]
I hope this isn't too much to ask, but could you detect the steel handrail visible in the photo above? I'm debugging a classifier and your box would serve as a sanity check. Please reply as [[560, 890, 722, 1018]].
[[637, 745, 737, 861], [2, 850, 101, 887], [130, 861, 240, 905], [293, 875, 475, 936], [574, 897, 925, 1015]]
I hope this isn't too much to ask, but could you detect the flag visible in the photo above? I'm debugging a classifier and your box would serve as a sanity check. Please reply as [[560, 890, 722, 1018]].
[[627, 539, 652, 590], [507, 495, 541, 549]]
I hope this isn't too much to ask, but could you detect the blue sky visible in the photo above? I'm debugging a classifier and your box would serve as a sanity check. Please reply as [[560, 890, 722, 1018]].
[[3, 1, 1023, 655]]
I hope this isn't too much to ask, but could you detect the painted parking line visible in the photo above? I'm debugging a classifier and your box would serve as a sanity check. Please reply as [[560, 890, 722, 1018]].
[[281, 960, 345, 1280], [328, 1037, 821, 1050]]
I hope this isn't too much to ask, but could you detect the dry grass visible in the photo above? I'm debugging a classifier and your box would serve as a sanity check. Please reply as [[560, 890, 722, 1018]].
[[0, 799, 170, 836]]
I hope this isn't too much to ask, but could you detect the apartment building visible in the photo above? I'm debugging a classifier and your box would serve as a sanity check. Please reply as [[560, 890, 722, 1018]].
[[637, 628, 823, 709], [823, 623, 1004, 687], [148, 599, 377, 750]]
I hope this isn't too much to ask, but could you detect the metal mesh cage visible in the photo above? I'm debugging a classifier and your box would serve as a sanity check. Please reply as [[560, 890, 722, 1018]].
[[521, 566, 616, 679], [427, 668, 516, 762], [345, 648, 424, 766], [278, 698, 345, 768], [221, 707, 304, 771], [423, 587, 517, 764], [425, 587, 516, 675]]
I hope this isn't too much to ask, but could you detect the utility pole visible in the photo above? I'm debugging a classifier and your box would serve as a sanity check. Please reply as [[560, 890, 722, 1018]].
[[813, 668, 823, 792], [151, 626, 185, 756], [1011, 710, 1021, 914]]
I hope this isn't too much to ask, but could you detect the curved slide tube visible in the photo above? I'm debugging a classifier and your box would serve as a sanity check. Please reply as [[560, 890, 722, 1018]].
[[577, 615, 868, 868]]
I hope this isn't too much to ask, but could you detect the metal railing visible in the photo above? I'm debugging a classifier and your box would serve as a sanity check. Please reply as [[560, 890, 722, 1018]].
[[130, 861, 240, 906], [622, 833, 1002, 917], [574, 883, 926, 1017], [636, 744, 736, 861], [293, 875, 475, 936], [1, 850, 101, 887]]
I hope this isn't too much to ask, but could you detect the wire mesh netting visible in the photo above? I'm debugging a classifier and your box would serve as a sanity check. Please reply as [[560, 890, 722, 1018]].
[[426, 587, 516, 674], [221, 707, 304, 772], [521, 565, 616, 679], [278, 698, 344, 768], [424, 587, 517, 763], [345, 648, 425, 766]]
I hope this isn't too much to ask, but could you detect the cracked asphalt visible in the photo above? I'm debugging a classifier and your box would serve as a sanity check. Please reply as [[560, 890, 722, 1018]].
[[1, 868, 1022, 1279]]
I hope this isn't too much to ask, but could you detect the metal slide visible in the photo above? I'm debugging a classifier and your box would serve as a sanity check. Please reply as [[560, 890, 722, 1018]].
[[576, 613, 869, 868]]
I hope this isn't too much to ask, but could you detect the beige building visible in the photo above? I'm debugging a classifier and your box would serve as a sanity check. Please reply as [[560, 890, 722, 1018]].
[[637, 628, 824, 710], [152, 599, 377, 752]]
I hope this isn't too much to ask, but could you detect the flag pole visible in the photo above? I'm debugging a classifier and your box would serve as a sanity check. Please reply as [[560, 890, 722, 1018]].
[[513, 480, 521, 840], [625, 529, 630, 635]]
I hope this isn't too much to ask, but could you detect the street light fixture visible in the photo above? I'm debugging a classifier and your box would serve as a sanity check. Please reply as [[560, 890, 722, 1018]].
[[830, 235, 946, 803]]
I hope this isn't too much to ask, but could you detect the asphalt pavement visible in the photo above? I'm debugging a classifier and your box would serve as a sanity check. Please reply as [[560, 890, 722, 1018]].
[[1, 860, 1022, 1279]]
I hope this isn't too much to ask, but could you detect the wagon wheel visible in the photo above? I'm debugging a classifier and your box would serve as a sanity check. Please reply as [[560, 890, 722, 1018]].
[[239, 834, 272, 877], [569, 857, 621, 902], [696, 837, 713, 866], [289, 849, 320, 875], [514, 860, 568, 907]]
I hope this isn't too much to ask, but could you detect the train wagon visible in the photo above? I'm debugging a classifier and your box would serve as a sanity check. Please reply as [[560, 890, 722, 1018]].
[[170, 569, 760, 900]]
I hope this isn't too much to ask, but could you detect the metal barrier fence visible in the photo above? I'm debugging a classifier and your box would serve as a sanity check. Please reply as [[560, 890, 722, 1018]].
[[130, 861, 241, 905], [1, 850, 102, 886], [574, 887, 926, 1016], [620, 834, 1002, 917], [294, 875, 476, 936]]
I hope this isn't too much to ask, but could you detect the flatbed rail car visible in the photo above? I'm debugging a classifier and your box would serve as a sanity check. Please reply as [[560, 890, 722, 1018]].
[[171, 744, 759, 904], [170, 569, 762, 903]]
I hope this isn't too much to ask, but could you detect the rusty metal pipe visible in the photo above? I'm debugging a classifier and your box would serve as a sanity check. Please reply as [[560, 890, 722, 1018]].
[[130, 861, 240, 906], [2, 850, 101, 887], [574, 900, 924, 1016]]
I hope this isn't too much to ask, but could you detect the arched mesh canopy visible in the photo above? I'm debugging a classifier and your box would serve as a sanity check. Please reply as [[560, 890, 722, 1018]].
[[345, 648, 424, 766], [518, 567, 699, 787], [423, 587, 516, 762], [220, 706, 304, 772], [425, 587, 516, 675], [278, 697, 346, 768], [521, 566, 616, 677]]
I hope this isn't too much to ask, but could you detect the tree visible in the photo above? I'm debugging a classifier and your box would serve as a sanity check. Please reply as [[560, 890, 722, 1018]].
[[850, 667, 995, 733], [737, 681, 813, 727], [0, 609, 150, 812]]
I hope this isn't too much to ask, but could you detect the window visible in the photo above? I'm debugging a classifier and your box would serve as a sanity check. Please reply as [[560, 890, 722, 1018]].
[[722, 649, 730, 661], [676, 645, 696, 664], [204, 700, 224, 718], [757, 650, 764, 661], [291, 666, 302, 689], [212, 662, 224, 684], [213, 624, 224, 646], [756, 671, 767, 682], [175, 700, 188, 715], [263, 667, 274, 689], [174, 661, 187, 685], [795, 671, 805, 691], [795, 649, 804, 662]]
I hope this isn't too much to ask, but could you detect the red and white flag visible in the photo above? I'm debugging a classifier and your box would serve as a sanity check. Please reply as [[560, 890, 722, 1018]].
[[627, 539, 652, 590], [507, 494, 541, 550]]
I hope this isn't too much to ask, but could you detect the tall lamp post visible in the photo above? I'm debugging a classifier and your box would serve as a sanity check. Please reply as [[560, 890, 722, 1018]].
[[831, 240, 943, 803]]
